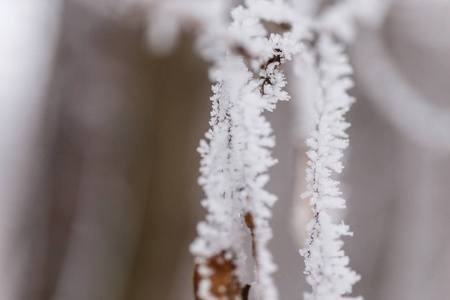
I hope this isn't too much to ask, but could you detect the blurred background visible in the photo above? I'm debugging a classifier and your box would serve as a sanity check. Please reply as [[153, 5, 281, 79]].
[[1, 0, 450, 299]]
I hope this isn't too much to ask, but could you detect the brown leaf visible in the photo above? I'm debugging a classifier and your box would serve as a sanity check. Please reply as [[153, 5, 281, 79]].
[[193, 251, 241, 300]]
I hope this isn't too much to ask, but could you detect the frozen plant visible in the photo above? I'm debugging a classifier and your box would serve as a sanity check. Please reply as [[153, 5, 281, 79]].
[[190, 1, 305, 299], [120, 0, 390, 299], [294, 1, 390, 299], [298, 33, 360, 300]]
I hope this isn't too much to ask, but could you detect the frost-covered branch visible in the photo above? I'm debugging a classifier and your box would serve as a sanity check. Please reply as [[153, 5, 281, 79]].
[[293, 1, 391, 299], [112, 0, 390, 299], [190, 1, 304, 299], [298, 33, 360, 300]]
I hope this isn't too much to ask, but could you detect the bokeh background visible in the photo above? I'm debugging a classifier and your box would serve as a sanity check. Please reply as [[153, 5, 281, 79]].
[[1, 0, 450, 299]]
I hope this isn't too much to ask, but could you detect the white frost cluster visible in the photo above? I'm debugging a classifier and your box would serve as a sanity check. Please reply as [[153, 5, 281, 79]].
[[126, 0, 391, 299], [292, 1, 391, 299], [299, 34, 361, 300], [190, 1, 303, 299]]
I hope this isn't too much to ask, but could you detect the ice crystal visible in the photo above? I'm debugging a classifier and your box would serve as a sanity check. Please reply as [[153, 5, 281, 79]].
[[128, 0, 392, 299], [299, 34, 361, 300], [191, 1, 303, 299]]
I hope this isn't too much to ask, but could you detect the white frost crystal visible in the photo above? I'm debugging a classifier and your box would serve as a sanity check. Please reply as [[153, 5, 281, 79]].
[[127, 0, 389, 299], [190, 1, 303, 299], [299, 34, 361, 300]]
